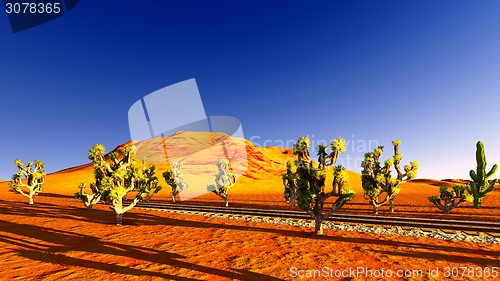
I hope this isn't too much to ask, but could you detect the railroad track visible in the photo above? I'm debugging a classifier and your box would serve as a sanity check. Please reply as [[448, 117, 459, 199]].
[[133, 202, 500, 235]]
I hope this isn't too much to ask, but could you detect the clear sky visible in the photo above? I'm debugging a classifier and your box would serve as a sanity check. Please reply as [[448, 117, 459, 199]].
[[1, 0, 499, 180]]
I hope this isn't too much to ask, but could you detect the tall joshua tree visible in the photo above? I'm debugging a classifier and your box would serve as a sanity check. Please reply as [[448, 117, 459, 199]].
[[163, 160, 188, 203], [9, 160, 46, 204], [208, 159, 236, 207], [77, 144, 160, 224], [290, 136, 355, 235], [361, 140, 419, 214], [466, 141, 498, 208], [283, 161, 298, 207]]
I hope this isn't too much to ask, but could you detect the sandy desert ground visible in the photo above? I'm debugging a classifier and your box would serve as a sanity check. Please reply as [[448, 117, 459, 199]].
[[0, 134, 499, 280]]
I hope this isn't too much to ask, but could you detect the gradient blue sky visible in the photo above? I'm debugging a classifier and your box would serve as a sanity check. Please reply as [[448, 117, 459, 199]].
[[1, 0, 499, 180]]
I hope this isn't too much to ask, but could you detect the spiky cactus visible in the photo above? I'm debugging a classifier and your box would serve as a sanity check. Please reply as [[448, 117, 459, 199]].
[[290, 136, 355, 235], [208, 159, 236, 207], [78, 144, 161, 224], [282, 161, 298, 207], [466, 141, 498, 208], [162, 160, 188, 202], [428, 185, 473, 214], [361, 140, 418, 214], [9, 160, 46, 204]]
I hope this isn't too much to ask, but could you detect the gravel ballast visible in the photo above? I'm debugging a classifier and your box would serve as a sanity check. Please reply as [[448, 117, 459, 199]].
[[143, 208, 499, 245]]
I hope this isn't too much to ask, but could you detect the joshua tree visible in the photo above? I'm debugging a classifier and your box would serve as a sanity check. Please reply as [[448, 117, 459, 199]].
[[75, 182, 104, 209], [428, 185, 473, 214], [208, 159, 236, 207], [361, 140, 419, 214], [9, 160, 46, 204], [162, 160, 188, 202], [466, 141, 498, 208], [139, 165, 162, 202], [77, 144, 160, 224], [290, 136, 355, 235], [283, 161, 298, 207], [74, 144, 116, 209]]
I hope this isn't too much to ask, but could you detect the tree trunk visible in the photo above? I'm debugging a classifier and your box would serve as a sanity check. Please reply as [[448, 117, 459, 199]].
[[116, 213, 123, 225], [374, 205, 379, 215], [172, 194, 176, 203], [473, 197, 481, 208], [314, 218, 323, 235], [224, 196, 229, 207], [389, 198, 395, 213]]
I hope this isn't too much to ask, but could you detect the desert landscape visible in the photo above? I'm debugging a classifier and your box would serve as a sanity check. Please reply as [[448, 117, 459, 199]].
[[0, 133, 499, 280]]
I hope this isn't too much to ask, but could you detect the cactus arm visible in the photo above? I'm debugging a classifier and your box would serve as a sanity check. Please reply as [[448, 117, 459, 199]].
[[481, 180, 497, 196], [486, 164, 498, 179], [468, 183, 479, 197], [470, 170, 478, 182]]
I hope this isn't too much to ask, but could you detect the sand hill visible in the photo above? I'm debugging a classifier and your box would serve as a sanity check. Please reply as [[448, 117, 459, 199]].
[[35, 131, 363, 197]]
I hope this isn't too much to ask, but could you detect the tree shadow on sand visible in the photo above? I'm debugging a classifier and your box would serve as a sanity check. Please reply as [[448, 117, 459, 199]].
[[364, 249, 499, 266], [0, 199, 167, 225], [0, 220, 283, 280], [1, 199, 498, 272], [126, 214, 500, 267]]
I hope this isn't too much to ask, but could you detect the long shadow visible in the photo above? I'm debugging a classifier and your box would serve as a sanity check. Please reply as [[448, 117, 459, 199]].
[[0, 200, 164, 225], [1, 200, 498, 269], [39, 193, 74, 199], [18, 250, 197, 280], [0, 220, 281, 280], [122, 212, 500, 257], [366, 249, 500, 267]]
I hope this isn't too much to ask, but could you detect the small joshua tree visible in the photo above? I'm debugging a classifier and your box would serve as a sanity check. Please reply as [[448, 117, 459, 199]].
[[74, 144, 116, 209], [290, 136, 355, 235], [361, 140, 419, 214], [77, 144, 160, 224], [208, 159, 236, 207], [466, 141, 498, 208], [9, 160, 46, 204], [428, 185, 473, 214], [75, 182, 104, 209], [162, 160, 188, 202], [140, 165, 162, 202], [283, 161, 298, 207]]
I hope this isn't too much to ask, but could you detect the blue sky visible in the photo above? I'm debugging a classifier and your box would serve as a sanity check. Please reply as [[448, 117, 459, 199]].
[[1, 0, 499, 180]]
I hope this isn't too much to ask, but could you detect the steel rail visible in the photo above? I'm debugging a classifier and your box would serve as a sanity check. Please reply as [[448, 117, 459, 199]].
[[132, 202, 500, 234]]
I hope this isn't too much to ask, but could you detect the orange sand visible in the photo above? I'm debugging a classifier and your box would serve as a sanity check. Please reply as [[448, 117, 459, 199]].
[[1, 134, 499, 280]]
